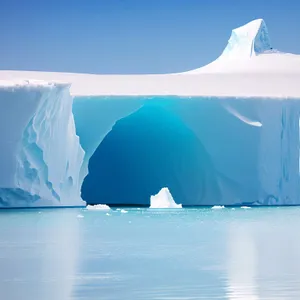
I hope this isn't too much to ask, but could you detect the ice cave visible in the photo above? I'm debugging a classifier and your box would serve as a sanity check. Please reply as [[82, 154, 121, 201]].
[[80, 101, 220, 206], [1, 18, 300, 207]]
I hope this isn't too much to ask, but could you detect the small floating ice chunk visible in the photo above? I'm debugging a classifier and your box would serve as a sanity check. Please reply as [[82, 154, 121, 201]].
[[106, 213, 111, 216], [86, 204, 110, 210], [77, 214, 84, 218], [212, 205, 225, 209], [150, 187, 182, 208], [241, 206, 251, 209], [120, 209, 128, 214]]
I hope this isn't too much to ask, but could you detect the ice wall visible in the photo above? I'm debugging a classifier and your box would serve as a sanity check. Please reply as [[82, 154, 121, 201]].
[[172, 97, 300, 205], [258, 100, 300, 205], [74, 96, 300, 206], [0, 80, 85, 207]]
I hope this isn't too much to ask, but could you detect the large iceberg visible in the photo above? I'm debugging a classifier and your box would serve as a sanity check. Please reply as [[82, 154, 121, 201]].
[[0, 19, 300, 207], [0, 80, 84, 207]]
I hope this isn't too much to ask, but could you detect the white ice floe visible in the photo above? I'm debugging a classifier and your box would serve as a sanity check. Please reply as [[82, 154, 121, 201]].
[[212, 205, 225, 210], [150, 188, 182, 208], [86, 204, 110, 210]]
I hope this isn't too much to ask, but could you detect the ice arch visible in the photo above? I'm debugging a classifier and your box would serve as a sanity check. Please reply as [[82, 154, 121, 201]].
[[72, 96, 145, 183], [81, 101, 221, 206], [74, 96, 300, 206]]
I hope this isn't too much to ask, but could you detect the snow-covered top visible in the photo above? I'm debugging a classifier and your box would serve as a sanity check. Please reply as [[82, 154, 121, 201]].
[[0, 79, 69, 90], [183, 19, 299, 74], [0, 19, 300, 98]]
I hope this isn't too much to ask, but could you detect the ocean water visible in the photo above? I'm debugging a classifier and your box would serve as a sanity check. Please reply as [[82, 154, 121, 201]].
[[1, 207, 300, 300]]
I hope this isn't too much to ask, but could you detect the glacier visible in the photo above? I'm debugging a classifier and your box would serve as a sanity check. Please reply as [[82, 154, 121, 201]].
[[0, 80, 84, 207], [0, 19, 300, 207]]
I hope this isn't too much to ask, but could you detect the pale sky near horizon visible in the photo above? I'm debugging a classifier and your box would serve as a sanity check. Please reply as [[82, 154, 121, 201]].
[[0, 0, 299, 74]]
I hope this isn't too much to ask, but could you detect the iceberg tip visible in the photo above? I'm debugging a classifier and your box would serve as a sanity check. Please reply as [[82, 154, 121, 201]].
[[221, 18, 272, 59]]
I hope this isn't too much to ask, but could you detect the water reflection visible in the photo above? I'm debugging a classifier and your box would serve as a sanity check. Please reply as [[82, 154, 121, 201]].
[[2, 208, 300, 300], [0, 209, 80, 300], [225, 211, 300, 299], [226, 224, 258, 300]]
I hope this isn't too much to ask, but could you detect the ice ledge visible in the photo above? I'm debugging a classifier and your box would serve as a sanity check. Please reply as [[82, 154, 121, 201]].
[[221, 19, 272, 59], [0, 79, 70, 90]]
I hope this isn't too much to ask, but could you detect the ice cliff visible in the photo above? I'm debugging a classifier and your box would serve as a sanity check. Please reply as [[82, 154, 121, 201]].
[[0, 19, 300, 207], [0, 80, 84, 207]]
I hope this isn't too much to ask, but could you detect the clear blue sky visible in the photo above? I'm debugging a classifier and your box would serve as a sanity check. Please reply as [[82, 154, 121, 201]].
[[0, 0, 299, 74]]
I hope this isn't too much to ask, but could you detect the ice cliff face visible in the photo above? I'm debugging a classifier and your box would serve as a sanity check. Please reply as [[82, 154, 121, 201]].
[[0, 80, 84, 207]]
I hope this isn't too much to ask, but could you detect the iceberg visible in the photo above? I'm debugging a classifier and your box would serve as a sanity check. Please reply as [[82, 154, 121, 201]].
[[86, 204, 110, 210], [212, 206, 225, 210], [0, 19, 300, 207], [0, 80, 84, 207], [150, 188, 182, 208]]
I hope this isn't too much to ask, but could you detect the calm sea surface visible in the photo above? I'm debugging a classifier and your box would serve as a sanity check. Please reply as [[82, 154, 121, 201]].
[[1, 207, 300, 300]]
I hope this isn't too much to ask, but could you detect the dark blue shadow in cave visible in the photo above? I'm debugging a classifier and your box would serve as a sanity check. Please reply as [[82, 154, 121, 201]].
[[81, 102, 220, 206]]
